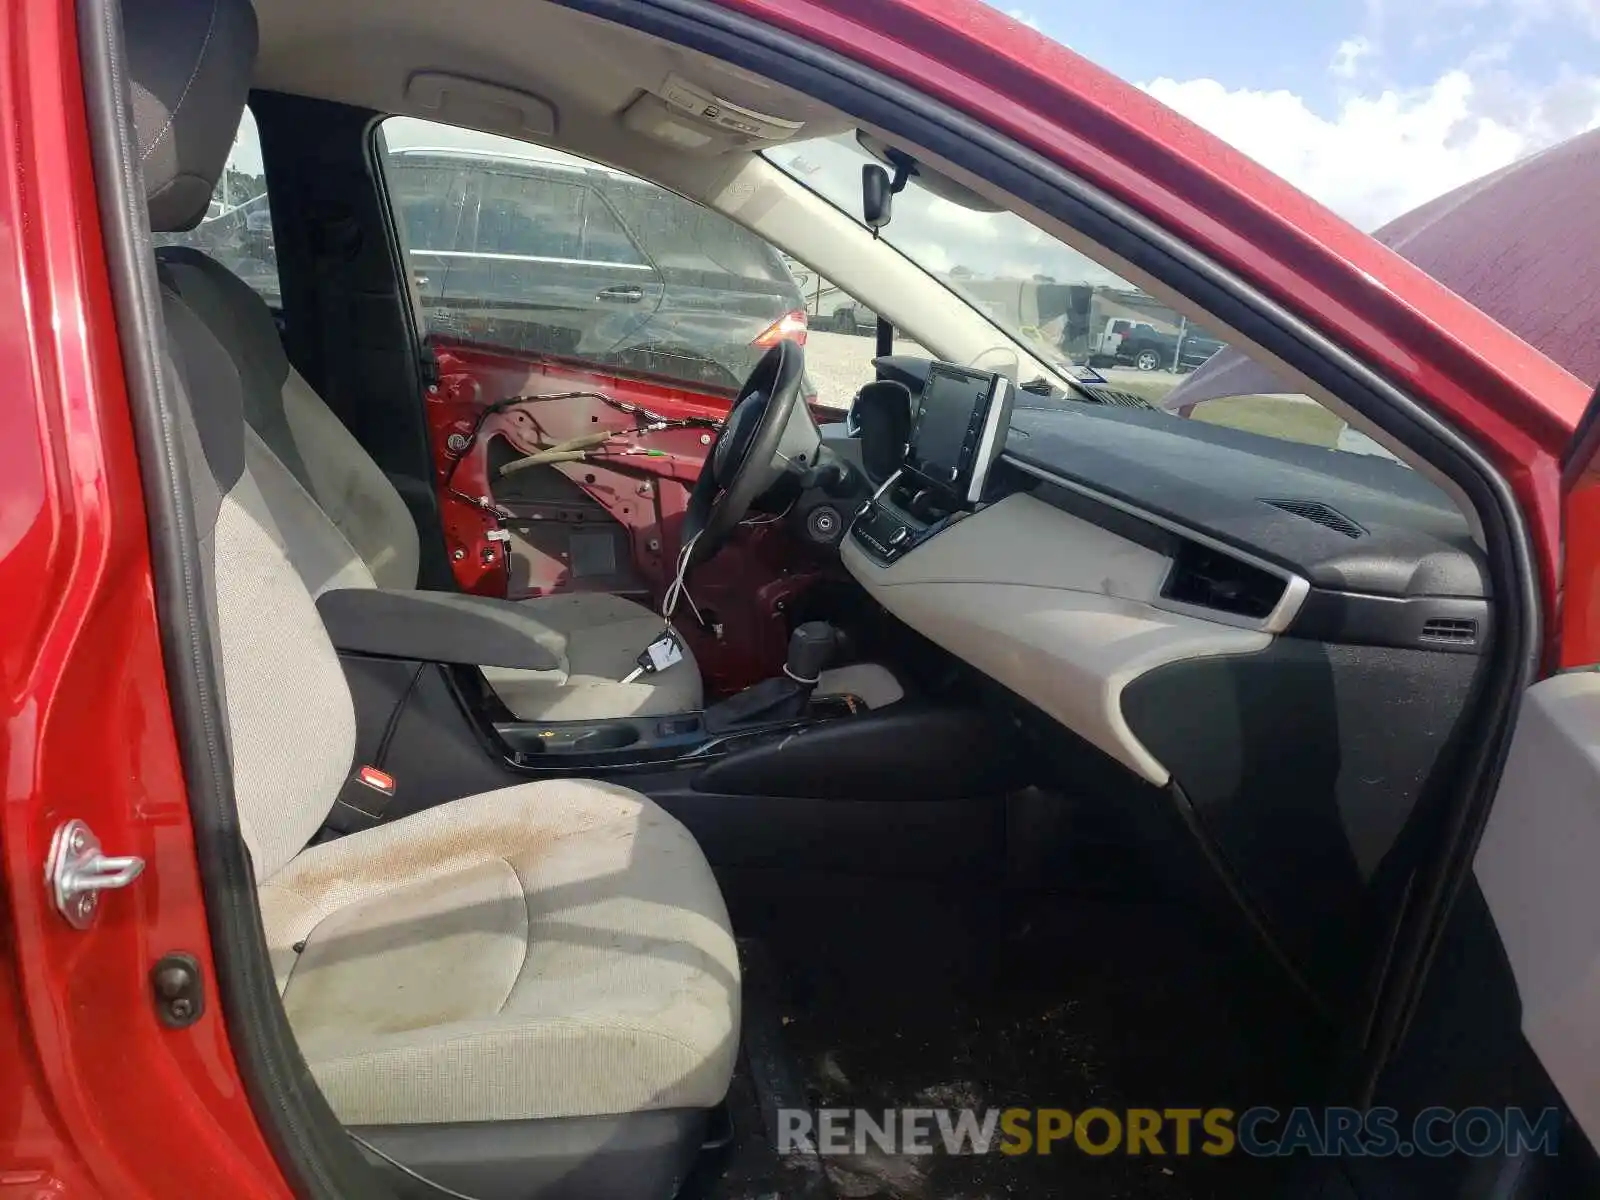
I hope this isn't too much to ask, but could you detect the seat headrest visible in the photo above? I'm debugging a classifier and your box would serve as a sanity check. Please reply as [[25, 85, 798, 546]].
[[125, 0, 259, 232]]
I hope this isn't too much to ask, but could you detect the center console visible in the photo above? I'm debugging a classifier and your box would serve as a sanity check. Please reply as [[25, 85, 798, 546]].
[[850, 363, 1014, 565]]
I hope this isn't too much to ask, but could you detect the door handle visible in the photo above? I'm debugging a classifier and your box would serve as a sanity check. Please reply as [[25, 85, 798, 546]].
[[596, 285, 644, 303]]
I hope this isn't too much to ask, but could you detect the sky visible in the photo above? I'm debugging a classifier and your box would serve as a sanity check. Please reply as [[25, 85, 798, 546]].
[[1000, 0, 1600, 229], [219, 0, 1600, 288], [225, 0, 1600, 232]]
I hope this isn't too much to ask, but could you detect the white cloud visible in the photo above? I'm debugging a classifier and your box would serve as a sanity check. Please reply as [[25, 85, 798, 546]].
[[1006, 8, 1041, 30], [1142, 69, 1600, 229], [1331, 35, 1375, 78], [1488, 0, 1600, 36], [1124, 0, 1600, 229]]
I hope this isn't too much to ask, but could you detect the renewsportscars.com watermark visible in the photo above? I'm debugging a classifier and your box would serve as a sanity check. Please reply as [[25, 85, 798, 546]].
[[779, 1106, 1563, 1158]]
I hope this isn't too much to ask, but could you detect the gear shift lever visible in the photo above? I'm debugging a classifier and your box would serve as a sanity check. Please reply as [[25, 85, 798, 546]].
[[784, 621, 843, 689], [703, 621, 843, 729]]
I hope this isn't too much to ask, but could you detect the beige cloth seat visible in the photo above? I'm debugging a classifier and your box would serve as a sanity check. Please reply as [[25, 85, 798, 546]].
[[129, 2, 738, 1186], [157, 245, 702, 721], [259, 780, 739, 1125], [211, 434, 740, 1133], [478, 592, 703, 721]]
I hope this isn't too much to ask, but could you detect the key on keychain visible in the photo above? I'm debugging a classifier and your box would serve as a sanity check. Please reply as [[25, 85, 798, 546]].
[[622, 631, 684, 683]]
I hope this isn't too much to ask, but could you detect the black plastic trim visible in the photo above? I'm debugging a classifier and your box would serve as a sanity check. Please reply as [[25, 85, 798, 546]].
[[77, 1, 381, 1195], [1017, 472, 1180, 557], [551, 0, 1542, 1100], [253, 92, 454, 591], [1021, 468, 1486, 653], [1290, 589, 1490, 654], [316, 589, 563, 671], [351, 1110, 708, 1200], [1163, 781, 1330, 1015], [1160, 540, 1286, 621], [1003, 406, 1485, 600], [1561, 379, 1600, 484], [693, 703, 1027, 800]]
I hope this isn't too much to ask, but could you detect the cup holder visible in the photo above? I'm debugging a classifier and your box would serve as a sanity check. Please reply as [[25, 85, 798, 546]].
[[565, 724, 642, 752], [494, 716, 672, 762]]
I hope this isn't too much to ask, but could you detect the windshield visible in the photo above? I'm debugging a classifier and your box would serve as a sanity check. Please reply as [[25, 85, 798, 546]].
[[766, 135, 1398, 462]]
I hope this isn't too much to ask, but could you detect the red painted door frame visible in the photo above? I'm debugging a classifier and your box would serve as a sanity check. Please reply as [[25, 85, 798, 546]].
[[0, 1, 290, 1197], [1, 0, 1588, 1197]]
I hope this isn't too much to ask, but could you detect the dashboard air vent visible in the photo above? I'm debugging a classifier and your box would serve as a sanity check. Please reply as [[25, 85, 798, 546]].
[[1420, 618, 1479, 646], [1078, 384, 1155, 409], [1264, 498, 1366, 539], [1162, 542, 1288, 621]]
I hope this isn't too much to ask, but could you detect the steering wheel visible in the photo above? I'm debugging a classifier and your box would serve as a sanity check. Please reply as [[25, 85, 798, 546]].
[[681, 340, 809, 564]]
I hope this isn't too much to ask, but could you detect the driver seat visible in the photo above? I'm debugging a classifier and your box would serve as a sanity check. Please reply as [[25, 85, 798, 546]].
[[155, 245, 702, 722]]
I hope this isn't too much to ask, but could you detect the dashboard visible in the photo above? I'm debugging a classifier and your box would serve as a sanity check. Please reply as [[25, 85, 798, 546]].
[[835, 356, 1489, 1000], [842, 490, 1271, 784], [840, 356, 1488, 782]]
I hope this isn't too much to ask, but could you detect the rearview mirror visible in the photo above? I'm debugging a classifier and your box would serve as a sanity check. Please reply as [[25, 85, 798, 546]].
[[856, 131, 1005, 213], [862, 164, 893, 230]]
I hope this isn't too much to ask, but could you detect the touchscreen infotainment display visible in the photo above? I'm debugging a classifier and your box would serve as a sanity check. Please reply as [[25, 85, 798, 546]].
[[904, 363, 1012, 504]]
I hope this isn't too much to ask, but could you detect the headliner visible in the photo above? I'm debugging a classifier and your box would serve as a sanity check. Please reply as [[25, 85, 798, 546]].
[[253, 0, 855, 169]]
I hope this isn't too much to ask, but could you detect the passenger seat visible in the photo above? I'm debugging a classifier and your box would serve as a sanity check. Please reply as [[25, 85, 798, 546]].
[[128, 1, 738, 1194], [153, 207, 701, 720]]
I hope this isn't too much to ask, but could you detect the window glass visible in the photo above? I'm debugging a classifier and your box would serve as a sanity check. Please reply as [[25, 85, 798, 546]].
[[767, 135, 1395, 461], [580, 197, 650, 267], [476, 174, 585, 260], [785, 259, 934, 411], [154, 107, 279, 304], [619, 183, 792, 285], [389, 165, 466, 253], [376, 116, 814, 399], [467, 172, 646, 266]]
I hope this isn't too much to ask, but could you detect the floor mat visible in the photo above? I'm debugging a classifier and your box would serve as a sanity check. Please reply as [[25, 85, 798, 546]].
[[718, 874, 1334, 1200], [685, 942, 832, 1200]]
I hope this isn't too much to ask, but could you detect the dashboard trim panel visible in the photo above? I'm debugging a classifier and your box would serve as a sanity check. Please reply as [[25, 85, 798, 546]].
[[1002, 454, 1311, 634], [840, 491, 1275, 784]]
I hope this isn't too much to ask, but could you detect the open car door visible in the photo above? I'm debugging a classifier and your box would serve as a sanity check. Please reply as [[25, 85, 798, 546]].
[[1472, 384, 1600, 1149]]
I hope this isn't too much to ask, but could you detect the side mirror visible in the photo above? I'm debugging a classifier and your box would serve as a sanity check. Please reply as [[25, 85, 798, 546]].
[[862, 164, 893, 231]]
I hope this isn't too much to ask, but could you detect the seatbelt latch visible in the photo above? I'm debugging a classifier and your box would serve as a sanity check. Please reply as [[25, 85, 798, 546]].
[[356, 765, 396, 796]]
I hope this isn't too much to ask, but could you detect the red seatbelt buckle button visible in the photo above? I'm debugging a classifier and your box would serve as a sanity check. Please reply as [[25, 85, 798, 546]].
[[356, 765, 395, 796]]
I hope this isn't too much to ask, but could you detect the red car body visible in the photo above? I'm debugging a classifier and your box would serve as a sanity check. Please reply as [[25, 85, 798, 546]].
[[1, 0, 1594, 1196]]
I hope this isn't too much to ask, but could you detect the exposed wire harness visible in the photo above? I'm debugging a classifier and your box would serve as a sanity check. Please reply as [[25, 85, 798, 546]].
[[440, 389, 722, 491]]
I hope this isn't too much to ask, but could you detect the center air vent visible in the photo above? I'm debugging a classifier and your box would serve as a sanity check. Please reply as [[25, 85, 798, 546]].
[[1264, 498, 1366, 539], [1161, 542, 1287, 621]]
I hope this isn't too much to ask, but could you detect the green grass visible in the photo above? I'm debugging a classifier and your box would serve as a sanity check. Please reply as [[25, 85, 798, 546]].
[[1189, 395, 1345, 448], [1077, 376, 1347, 450]]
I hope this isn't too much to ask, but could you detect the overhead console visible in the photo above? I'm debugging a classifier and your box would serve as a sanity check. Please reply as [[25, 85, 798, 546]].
[[850, 363, 1013, 566]]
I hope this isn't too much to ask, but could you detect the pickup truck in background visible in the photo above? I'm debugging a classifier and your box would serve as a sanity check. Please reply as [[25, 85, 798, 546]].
[[1089, 318, 1226, 372], [826, 301, 878, 335]]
